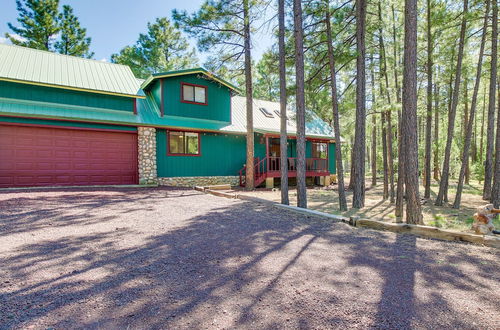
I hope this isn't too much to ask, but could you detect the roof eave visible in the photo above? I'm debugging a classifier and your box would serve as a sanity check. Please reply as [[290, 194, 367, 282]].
[[141, 68, 241, 94]]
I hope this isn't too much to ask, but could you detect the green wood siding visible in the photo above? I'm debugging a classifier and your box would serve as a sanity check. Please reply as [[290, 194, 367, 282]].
[[160, 74, 231, 123], [156, 129, 246, 177], [0, 81, 135, 112], [329, 143, 336, 174], [0, 116, 136, 131], [151, 80, 161, 108]]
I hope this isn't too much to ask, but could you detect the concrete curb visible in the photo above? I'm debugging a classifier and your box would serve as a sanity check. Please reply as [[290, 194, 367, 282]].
[[204, 189, 237, 199], [353, 218, 500, 248], [274, 204, 348, 222], [199, 187, 500, 249]]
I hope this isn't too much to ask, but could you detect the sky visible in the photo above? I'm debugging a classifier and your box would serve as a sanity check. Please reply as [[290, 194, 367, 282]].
[[0, 0, 275, 63]]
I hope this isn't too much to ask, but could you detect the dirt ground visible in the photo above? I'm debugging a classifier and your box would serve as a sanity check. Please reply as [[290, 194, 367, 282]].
[[235, 179, 496, 232], [1, 186, 499, 329]]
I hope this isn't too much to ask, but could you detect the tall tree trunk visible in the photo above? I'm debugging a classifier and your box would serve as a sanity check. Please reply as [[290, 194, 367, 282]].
[[382, 111, 389, 199], [370, 54, 377, 187], [352, 0, 367, 208], [378, 1, 395, 202], [435, 0, 468, 206], [393, 3, 404, 220], [402, 0, 423, 224], [395, 103, 405, 220], [278, 0, 289, 205], [464, 79, 470, 185], [484, 0, 498, 200], [433, 82, 440, 181], [480, 85, 486, 165], [490, 0, 499, 207], [244, 0, 255, 190], [453, 0, 489, 208], [391, 4, 401, 104], [372, 113, 377, 187], [325, 0, 347, 211], [293, 0, 307, 208], [424, 0, 433, 199]]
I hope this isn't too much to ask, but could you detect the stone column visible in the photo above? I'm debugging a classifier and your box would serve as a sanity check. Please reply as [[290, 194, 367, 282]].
[[138, 127, 157, 184]]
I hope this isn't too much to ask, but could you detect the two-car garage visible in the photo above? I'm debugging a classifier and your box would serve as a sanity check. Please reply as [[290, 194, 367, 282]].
[[0, 124, 138, 188]]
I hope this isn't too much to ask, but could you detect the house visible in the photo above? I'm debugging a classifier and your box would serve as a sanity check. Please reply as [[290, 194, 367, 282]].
[[0, 44, 337, 188]]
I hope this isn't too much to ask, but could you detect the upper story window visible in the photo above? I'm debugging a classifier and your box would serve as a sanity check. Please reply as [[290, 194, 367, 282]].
[[168, 131, 200, 156], [312, 142, 327, 159], [181, 82, 207, 105]]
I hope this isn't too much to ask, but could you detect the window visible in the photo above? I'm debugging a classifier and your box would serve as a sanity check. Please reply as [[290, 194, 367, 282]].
[[312, 142, 327, 159], [168, 131, 200, 155], [181, 83, 207, 105], [259, 107, 274, 118]]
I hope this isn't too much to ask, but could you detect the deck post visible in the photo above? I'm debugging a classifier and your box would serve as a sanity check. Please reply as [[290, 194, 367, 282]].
[[324, 175, 331, 186], [265, 136, 269, 172]]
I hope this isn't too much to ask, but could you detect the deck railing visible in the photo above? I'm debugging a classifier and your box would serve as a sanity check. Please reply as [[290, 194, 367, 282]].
[[267, 156, 328, 173], [239, 156, 329, 186]]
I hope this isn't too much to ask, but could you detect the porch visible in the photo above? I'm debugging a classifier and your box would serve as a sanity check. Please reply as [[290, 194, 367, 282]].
[[239, 135, 333, 187]]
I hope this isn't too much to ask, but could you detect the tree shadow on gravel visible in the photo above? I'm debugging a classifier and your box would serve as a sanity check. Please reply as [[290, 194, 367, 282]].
[[0, 187, 195, 238], [1, 188, 499, 329]]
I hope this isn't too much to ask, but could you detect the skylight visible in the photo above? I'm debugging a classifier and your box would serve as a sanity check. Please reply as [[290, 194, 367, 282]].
[[274, 110, 289, 120], [259, 107, 274, 118]]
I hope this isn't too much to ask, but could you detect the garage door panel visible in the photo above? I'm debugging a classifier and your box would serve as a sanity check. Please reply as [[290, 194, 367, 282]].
[[0, 125, 138, 187]]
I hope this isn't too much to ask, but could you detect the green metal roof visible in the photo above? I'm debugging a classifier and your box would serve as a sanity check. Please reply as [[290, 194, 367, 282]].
[[141, 67, 241, 94], [0, 44, 143, 98]]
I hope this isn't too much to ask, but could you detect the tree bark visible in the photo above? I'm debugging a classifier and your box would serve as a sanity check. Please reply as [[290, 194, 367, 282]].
[[480, 85, 486, 165], [395, 103, 405, 220], [484, 0, 497, 200], [464, 79, 470, 185], [293, 0, 307, 208], [378, 1, 395, 202], [370, 53, 377, 187], [433, 82, 440, 181], [278, 0, 289, 204], [391, 4, 401, 104], [453, 0, 489, 208], [402, 0, 423, 224], [244, 0, 255, 190], [424, 0, 433, 199], [435, 0, 468, 206], [490, 0, 499, 207], [325, 0, 347, 211], [382, 111, 389, 199], [352, 0, 367, 208]]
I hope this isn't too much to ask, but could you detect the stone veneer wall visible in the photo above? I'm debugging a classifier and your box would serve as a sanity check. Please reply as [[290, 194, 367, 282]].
[[138, 127, 158, 184], [158, 176, 239, 187]]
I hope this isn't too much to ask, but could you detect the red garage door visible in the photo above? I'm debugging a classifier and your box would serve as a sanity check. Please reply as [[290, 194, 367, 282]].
[[0, 124, 138, 187]]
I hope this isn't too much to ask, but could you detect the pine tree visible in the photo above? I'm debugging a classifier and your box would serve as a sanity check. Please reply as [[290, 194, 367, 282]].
[[352, 0, 367, 209], [435, 0, 468, 206], [402, 0, 423, 224], [6, 0, 60, 51], [278, 0, 289, 205], [325, 0, 347, 211], [173, 0, 259, 190], [112, 17, 197, 79], [55, 5, 92, 58], [294, 0, 307, 208]]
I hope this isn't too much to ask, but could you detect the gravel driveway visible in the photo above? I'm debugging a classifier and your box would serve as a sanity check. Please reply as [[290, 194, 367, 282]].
[[0, 187, 499, 329]]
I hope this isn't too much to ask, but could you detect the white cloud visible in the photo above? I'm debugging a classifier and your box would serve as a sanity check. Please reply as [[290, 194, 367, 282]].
[[0, 37, 8, 44], [99, 58, 108, 62]]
